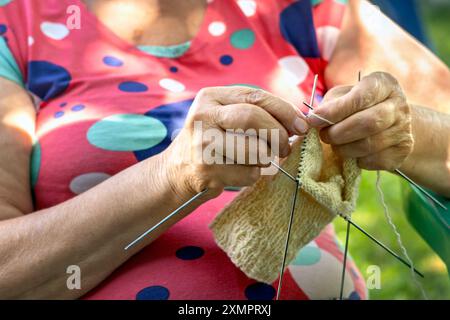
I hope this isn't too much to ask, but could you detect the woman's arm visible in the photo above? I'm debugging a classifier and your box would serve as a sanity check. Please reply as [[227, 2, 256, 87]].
[[0, 78, 308, 299], [323, 0, 450, 196], [0, 78, 195, 299]]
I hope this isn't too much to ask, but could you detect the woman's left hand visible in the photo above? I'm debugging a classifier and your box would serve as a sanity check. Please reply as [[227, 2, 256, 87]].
[[307, 72, 414, 171]]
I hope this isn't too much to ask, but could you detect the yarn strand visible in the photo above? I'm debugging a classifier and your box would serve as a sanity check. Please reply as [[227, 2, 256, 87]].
[[375, 171, 427, 299]]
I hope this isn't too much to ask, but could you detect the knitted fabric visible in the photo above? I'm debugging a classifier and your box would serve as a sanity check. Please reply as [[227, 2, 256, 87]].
[[210, 129, 361, 283]]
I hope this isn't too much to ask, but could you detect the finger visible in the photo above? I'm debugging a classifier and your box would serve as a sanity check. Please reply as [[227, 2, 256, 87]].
[[202, 86, 309, 136], [321, 85, 352, 102], [215, 164, 261, 187], [223, 131, 275, 167], [320, 98, 397, 145], [212, 103, 291, 157], [310, 72, 399, 127], [201, 129, 276, 166], [332, 123, 413, 159], [357, 142, 412, 171]]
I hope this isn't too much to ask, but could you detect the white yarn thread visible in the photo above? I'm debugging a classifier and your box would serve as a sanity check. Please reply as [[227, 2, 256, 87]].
[[375, 171, 428, 299]]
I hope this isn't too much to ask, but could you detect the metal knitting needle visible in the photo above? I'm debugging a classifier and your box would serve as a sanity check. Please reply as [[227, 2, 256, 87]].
[[303, 101, 336, 126], [276, 76, 320, 300], [339, 218, 351, 300], [337, 72, 362, 300], [310, 74, 319, 107], [338, 72, 362, 300], [339, 214, 424, 278], [125, 159, 296, 250], [271, 161, 297, 182], [124, 188, 209, 250], [276, 179, 300, 300], [395, 169, 447, 211]]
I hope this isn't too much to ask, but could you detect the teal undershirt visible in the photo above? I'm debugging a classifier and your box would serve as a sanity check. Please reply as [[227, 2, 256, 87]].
[[0, 36, 23, 86], [138, 41, 191, 58]]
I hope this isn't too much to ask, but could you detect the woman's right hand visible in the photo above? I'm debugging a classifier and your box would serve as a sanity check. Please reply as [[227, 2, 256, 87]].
[[163, 86, 309, 200]]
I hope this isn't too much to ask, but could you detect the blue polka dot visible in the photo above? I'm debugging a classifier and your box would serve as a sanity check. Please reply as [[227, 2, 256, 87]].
[[280, 1, 320, 58], [118, 81, 148, 93], [136, 286, 170, 300], [59, 102, 67, 108], [245, 283, 276, 300], [348, 291, 361, 300], [27, 61, 72, 101], [54, 111, 64, 118], [0, 24, 7, 35], [103, 56, 123, 67], [134, 99, 193, 161], [71, 104, 85, 112], [220, 55, 233, 66], [176, 246, 204, 260], [169, 66, 178, 73]]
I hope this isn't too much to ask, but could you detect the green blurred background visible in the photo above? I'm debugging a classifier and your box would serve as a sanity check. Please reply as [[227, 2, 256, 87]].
[[334, 1, 450, 300]]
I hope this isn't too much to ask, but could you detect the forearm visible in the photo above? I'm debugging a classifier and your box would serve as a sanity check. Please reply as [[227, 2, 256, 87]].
[[400, 105, 450, 197], [0, 152, 198, 299]]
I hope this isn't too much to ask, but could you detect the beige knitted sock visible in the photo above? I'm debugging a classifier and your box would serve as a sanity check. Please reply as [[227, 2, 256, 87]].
[[210, 129, 361, 283]]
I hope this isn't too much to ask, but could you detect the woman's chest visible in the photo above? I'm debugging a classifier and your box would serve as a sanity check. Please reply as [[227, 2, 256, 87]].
[[30, 1, 322, 209]]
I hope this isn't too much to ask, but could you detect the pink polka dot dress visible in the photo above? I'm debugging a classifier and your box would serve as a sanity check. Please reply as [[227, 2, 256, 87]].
[[0, 0, 367, 300]]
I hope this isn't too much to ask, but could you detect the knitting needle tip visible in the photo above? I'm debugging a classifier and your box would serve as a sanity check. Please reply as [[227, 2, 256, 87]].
[[395, 169, 447, 211], [341, 215, 424, 278], [124, 188, 209, 250], [271, 161, 297, 182]]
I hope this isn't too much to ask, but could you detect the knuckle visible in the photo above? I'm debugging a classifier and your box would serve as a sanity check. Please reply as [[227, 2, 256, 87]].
[[197, 87, 212, 99], [362, 137, 374, 154], [374, 71, 398, 86], [363, 117, 382, 133], [245, 88, 266, 105]]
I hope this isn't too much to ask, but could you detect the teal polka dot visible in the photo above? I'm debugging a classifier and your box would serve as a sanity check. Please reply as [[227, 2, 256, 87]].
[[0, 0, 12, 6], [291, 245, 321, 266], [229, 83, 261, 89], [311, 0, 323, 5], [87, 114, 167, 151], [230, 29, 255, 50], [30, 141, 41, 187]]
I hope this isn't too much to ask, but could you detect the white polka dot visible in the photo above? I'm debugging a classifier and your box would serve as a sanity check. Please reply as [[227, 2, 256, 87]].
[[159, 78, 185, 93], [316, 26, 340, 61], [40, 22, 70, 40], [278, 56, 309, 86], [289, 249, 355, 299], [28, 36, 34, 46], [70, 173, 111, 194], [208, 21, 226, 36], [237, 0, 257, 17]]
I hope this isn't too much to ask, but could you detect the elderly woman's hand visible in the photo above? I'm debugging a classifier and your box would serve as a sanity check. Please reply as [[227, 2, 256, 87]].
[[163, 86, 309, 200], [308, 72, 414, 171]]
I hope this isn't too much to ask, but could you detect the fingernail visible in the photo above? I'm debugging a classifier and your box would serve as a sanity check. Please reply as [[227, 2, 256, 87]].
[[307, 108, 327, 127], [293, 118, 309, 134]]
